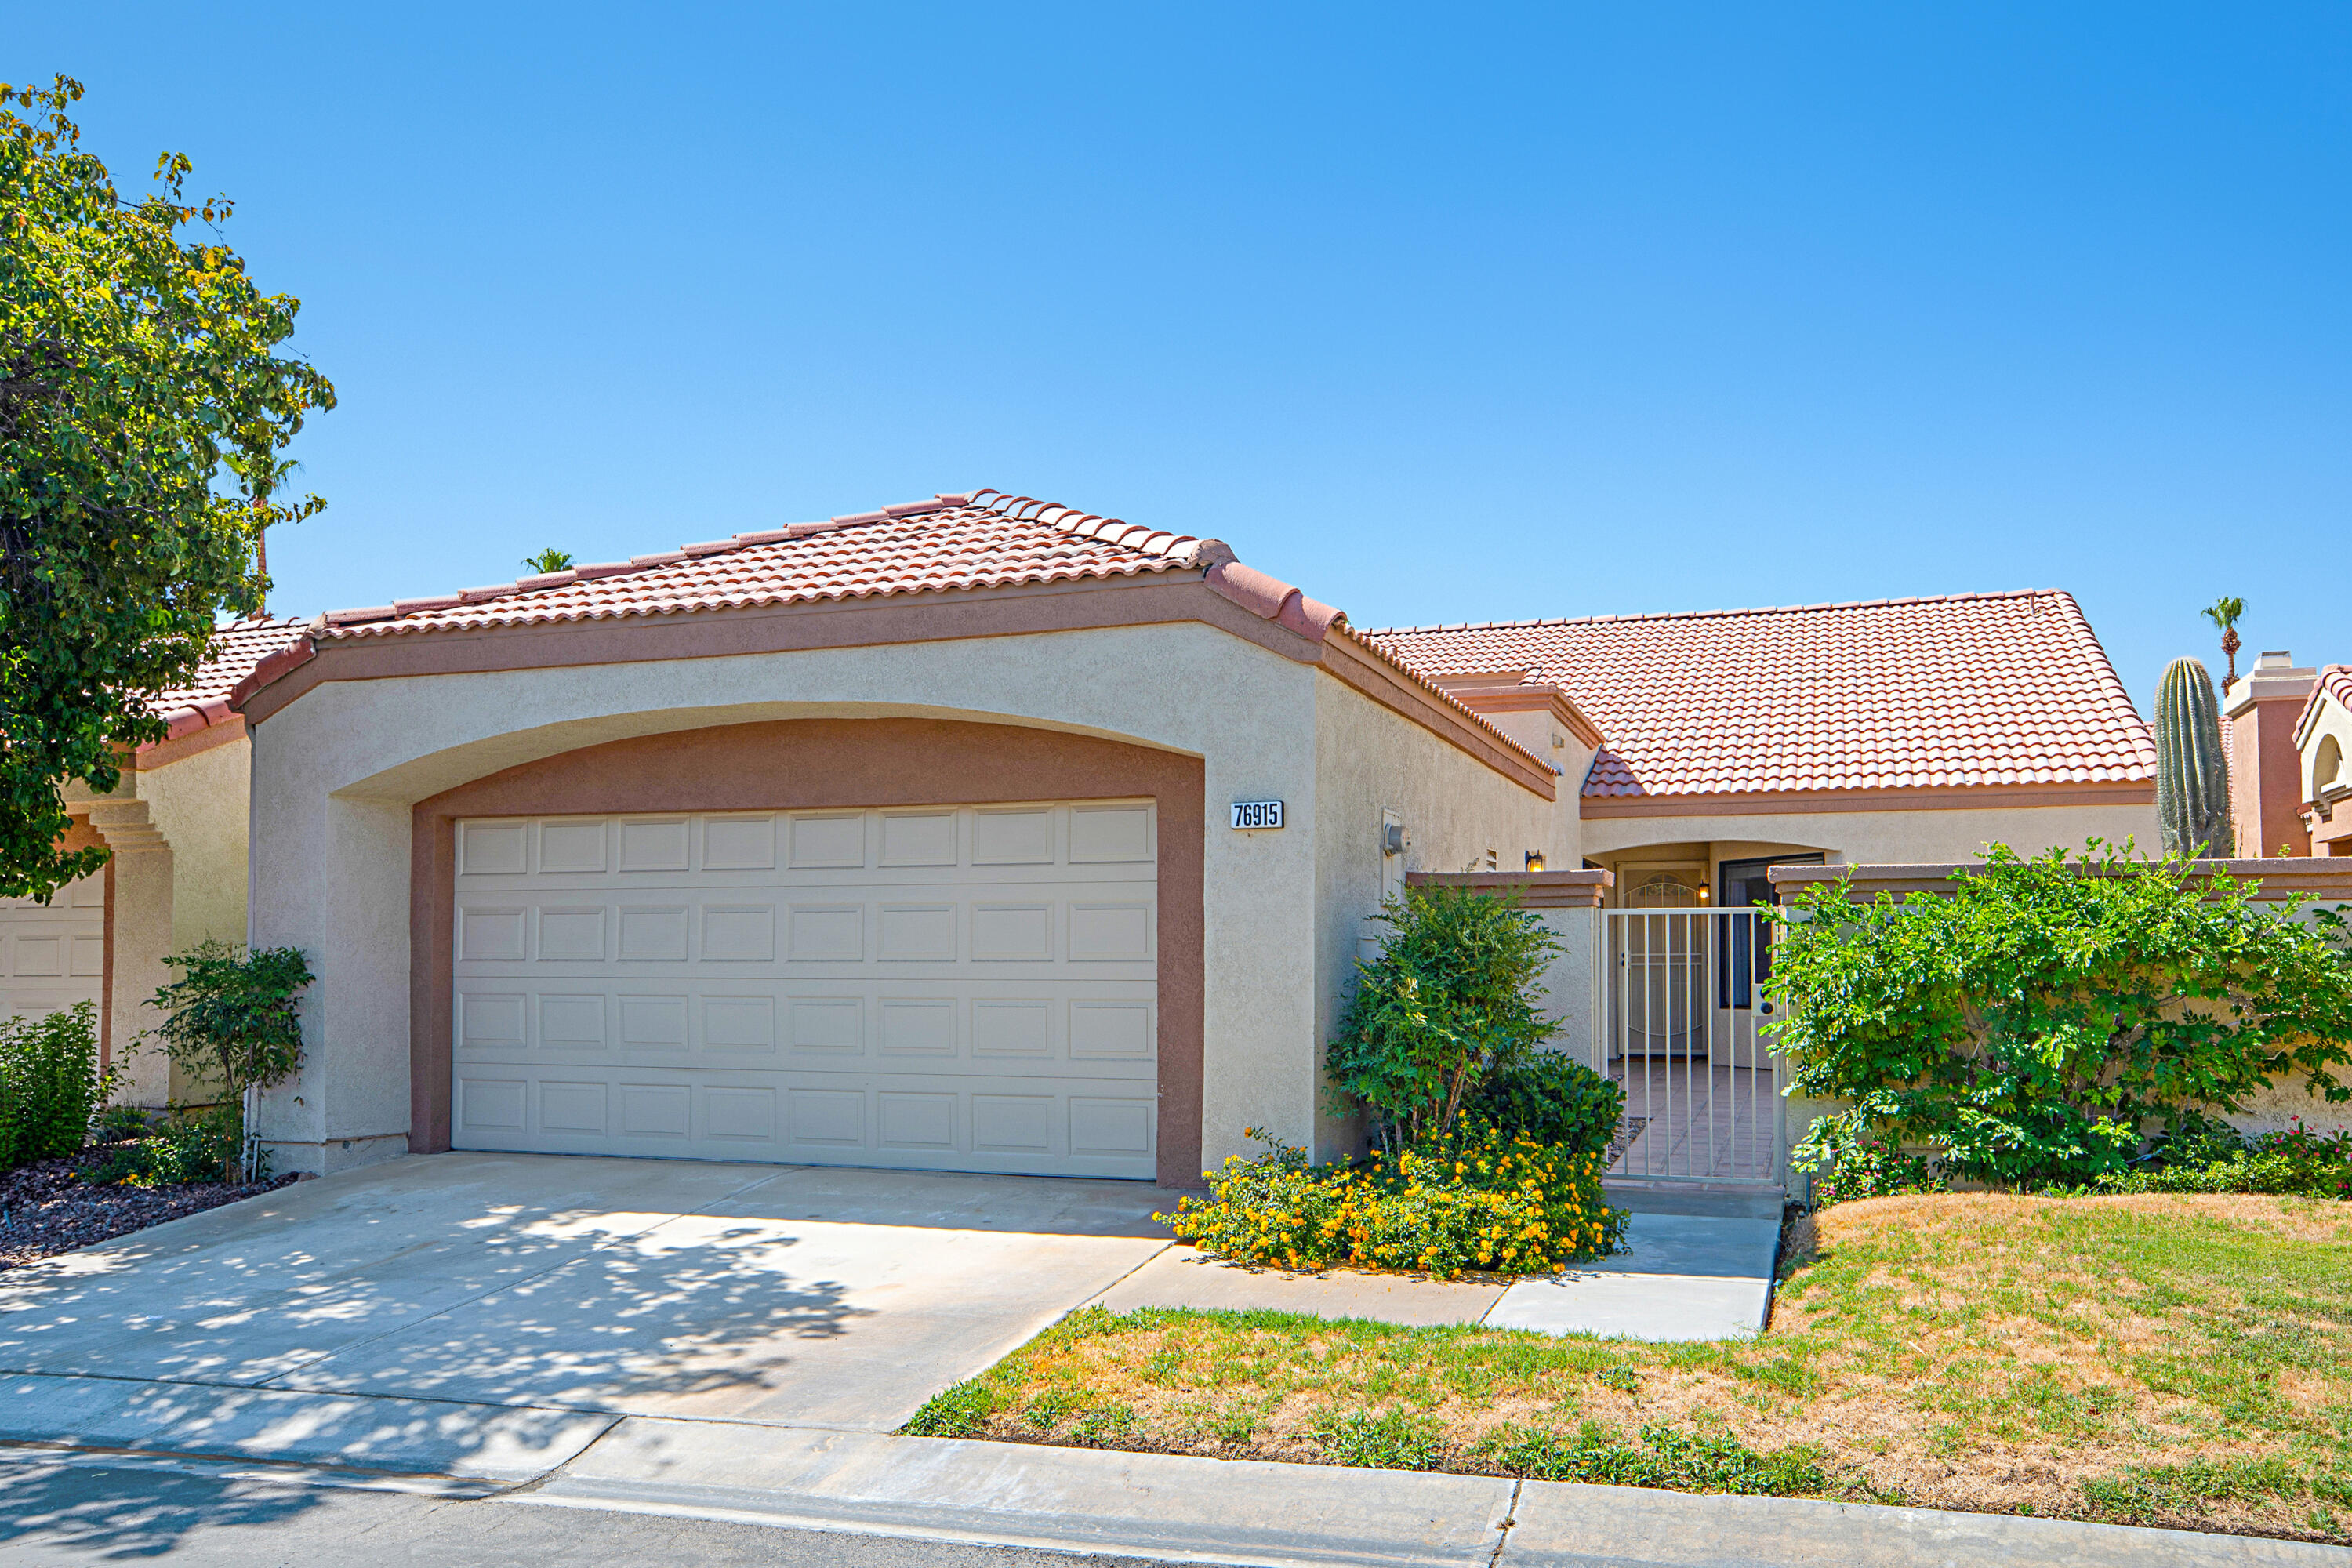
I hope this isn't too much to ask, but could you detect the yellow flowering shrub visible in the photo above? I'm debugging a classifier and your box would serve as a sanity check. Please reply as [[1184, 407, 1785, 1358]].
[[1156, 1120, 1626, 1279]]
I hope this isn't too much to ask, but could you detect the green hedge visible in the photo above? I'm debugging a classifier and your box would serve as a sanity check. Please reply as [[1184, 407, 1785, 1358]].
[[1462, 1051, 1624, 1160], [1771, 843, 2352, 1189], [0, 1002, 111, 1172]]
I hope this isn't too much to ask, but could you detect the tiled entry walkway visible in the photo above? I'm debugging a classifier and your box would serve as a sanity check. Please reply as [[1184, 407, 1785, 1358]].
[[1607, 1061, 1782, 1184]]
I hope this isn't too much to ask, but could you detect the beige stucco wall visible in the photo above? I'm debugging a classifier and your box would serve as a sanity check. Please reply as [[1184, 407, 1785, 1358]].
[[1524, 907, 1602, 1072], [248, 619, 1554, 1178], [141, 739, 252, 957], [60, 738, 255, 1106], [2305, 691, 2352, 801], [1308, 673, 1556, 1160], [1453, 704, 1592, 870], [1583, 800, 2161, 869], [2301, 691, 2352, 857]]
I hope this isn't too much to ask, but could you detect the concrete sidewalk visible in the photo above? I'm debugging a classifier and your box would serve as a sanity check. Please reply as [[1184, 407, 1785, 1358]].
[[1097, 1188, 1784, 1341], [500, 1417, 2352, 1566]]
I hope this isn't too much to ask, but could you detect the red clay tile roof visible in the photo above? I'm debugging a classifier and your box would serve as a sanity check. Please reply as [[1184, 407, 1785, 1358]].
[[271, 488, 1555, 784], [146, 616, 309, 742], [314, 491, 1214, 638], [2297, 664, 2352, 747], [1365, 590, 2156, 799]]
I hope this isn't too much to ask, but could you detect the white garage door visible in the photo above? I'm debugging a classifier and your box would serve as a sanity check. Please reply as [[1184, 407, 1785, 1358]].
[[451, 801, 1160, 1178], [0, 871, 105, 1025]]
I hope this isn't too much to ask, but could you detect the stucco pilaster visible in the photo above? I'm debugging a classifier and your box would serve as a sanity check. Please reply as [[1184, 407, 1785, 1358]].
[[85, 801, 176, 1106]]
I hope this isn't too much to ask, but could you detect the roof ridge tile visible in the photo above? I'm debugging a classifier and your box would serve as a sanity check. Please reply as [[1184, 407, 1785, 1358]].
[[309, 487, 1213, 642]]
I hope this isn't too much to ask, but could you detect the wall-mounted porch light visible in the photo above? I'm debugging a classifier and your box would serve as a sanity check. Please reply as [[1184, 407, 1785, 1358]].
[[1524, 851, 1545, 872]]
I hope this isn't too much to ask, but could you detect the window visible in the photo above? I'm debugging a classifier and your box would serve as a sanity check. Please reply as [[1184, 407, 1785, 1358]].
[[1629, 873, 1699, 909], [1717, 854, 1824, 1009]]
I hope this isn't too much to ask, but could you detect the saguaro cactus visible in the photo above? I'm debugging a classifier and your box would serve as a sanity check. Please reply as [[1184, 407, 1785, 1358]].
[[2155, 656, 2233, 858]]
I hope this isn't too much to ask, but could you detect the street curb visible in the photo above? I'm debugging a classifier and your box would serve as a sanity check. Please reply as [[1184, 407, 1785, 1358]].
[[522, 1418, 1514, 1567], [516, 1417, 2352, 1568], [0, 1371, 616, 1486]]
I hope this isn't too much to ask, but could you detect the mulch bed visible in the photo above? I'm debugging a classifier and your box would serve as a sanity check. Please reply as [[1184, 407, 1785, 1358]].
[[0, 1145, 299, 1272]]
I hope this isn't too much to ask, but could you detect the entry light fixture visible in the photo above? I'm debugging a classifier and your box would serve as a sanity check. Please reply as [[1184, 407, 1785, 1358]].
[[1524, 851, 1546, 873]]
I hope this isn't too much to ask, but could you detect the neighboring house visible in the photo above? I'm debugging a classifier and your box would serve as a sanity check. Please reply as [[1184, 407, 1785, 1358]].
[[6, 619, 307, 1106], [226, 488, 2164, 1182], [2226, 649, 2323, 858], [2297, 664, 2352, 856], [2222, 651, 2352, 858], [1366, 591, 2158, 910]]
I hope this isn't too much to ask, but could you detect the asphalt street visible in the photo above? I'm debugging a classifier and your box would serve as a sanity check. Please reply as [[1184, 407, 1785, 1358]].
[[0, 1449, 1189, 1568]]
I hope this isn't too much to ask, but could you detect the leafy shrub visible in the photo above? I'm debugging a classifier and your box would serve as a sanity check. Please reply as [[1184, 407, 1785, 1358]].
[[1806, 1122, 1947, 1207], [148, 940, 314, 1181], [75, 1104, 248, 1188], [1769, 842, 2352, 1189], [1461, 1050, 1624, 1160], [1327, 884, 1563, 1151], [1159, 1121, 1624, 1279], [2085, 1120, 2352, 1200], [0, 1002, 115, 1172], [1482, 1421, 1828, 1495], [93, 1103, 152, 1142]]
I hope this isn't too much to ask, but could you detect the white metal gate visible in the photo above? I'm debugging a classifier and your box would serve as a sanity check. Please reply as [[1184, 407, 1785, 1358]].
[[1600, 908, 1785, 1185]]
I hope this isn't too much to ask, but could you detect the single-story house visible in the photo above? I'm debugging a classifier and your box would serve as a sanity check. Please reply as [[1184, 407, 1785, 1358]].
[[4, 619, 305, 1105], [216, 488, 2162, 1182], [2220, 650, 2352, 858], [1366, 591, 2159, 908]]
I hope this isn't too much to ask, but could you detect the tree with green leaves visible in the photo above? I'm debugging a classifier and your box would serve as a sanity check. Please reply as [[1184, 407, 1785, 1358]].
[[2202, 596, 2245, 687], [2, 76, 334, 901], [1327, 883, 1564, 1152], [521, 547, 574, 574]]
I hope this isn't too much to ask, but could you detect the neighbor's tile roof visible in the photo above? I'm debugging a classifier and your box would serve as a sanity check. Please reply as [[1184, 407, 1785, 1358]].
[[2299, 664, 2352, 746], [147, 616, 309, 734], [1365, 590, 2156, 798], [315, 491, 1210, 638]]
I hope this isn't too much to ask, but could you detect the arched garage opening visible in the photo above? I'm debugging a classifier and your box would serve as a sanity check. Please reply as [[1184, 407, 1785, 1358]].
[[408, 717, 1203, 1185]]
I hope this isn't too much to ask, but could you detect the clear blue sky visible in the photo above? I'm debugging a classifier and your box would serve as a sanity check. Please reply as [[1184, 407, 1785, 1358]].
[[17, 5, 2349, 712]]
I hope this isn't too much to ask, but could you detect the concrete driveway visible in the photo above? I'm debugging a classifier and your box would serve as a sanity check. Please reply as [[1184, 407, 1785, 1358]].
[[0, 1153, 1171, 1475]]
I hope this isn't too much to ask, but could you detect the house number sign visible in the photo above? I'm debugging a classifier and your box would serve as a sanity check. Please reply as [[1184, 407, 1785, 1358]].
[[1230, 800, 1285, 830]]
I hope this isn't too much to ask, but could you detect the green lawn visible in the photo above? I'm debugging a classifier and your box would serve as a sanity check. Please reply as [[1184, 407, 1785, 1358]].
[[906, 1192, 2352, 1545]]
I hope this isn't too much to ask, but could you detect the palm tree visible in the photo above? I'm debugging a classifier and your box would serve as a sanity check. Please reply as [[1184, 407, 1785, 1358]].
[[2202, 597, 2246, 687], [522, 548, 575, 575], [223, 451, 303, 618]]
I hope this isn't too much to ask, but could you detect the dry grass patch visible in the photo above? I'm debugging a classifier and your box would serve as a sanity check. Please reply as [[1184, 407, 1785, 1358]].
[[906, 1192, 2352, 1544]]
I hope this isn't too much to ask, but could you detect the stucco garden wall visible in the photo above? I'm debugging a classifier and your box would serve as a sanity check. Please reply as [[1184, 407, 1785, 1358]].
[[1308, 676, 1556, 1161], [249, 619, 1541, 1178]]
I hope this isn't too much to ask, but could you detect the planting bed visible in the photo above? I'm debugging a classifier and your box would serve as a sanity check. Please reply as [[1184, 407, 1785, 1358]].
[[0, 1146, 297, 1272]]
